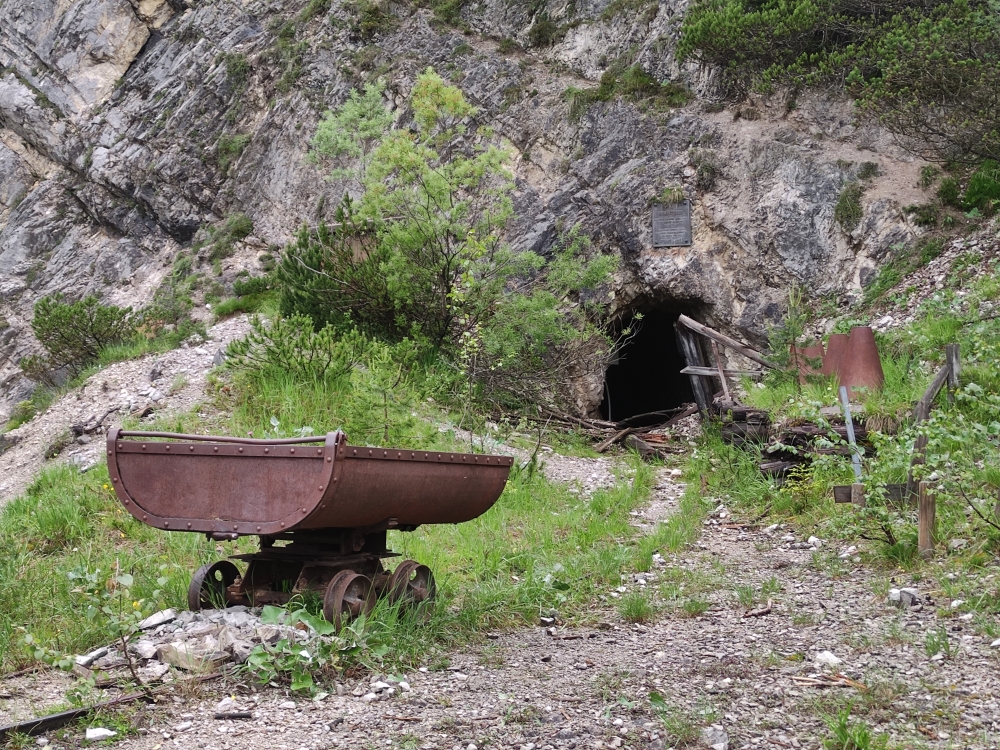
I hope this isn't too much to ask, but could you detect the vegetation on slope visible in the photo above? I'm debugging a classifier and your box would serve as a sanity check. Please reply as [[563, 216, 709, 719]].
[[696, 238, 1000, 640], [679, 0, 1000, 165]]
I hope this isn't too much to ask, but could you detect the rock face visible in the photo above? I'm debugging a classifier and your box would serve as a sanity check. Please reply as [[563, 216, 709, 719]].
[[0, 0, 931, 419]]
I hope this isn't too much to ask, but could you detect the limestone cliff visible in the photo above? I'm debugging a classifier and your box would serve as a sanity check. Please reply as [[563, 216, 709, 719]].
[[0, 0, 932, 418]]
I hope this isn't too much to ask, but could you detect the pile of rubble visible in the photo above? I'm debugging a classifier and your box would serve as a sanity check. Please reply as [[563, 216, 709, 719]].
[[74, 606, 310, 685]]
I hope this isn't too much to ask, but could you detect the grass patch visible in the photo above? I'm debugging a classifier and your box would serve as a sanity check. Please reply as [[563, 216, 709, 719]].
[[564, 63, 691, 122], [0, 360, 661, 673]]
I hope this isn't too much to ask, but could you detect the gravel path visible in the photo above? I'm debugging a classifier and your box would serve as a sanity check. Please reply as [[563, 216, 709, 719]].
[[5, 463, 998, 749], [0, 316, 251, 505]]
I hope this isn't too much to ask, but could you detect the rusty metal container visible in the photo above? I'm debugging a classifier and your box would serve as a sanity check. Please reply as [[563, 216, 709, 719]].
[[821, 333, 850, 377], [107, 428, 513, 625], [838, 326, 885, 393]]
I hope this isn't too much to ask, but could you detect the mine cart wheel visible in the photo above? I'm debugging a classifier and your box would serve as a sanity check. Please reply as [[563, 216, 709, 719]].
[[188, 560, 241, 611], [388, 560, 436, 609], [323, 570, 376, 629]]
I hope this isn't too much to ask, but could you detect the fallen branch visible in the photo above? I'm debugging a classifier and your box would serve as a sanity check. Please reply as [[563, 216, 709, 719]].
[[958, 487, 1000, 532], [71, 406, 121, 437], [744, 600, 773, 618], [595, 428, 632, 453]]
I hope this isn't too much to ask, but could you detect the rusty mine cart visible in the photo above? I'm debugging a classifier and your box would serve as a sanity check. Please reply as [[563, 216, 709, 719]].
[[107, 428, 513, 627]]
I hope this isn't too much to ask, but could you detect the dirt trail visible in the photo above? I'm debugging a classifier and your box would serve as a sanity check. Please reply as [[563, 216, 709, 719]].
[[5, 458, 997, 749], [0, 316, 251, 505]]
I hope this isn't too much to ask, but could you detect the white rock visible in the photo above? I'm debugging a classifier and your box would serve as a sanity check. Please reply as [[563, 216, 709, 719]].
[[279, 701, 296, 709], [990, 639, 1000, 648], [700, 724, 729, 750], [75, 646, 108, 668], [362, 693, 378, 702], [139, 609, 176, 630], [137, 660, 169, 684], [815, 650, 842, 667], [807, 536, 822, 548], [35, 739, 49, 746], [838, 545, 857, 559], [216, 697, 238, 712], [372, 681, 391, 691], [85, 728, 117, 741], [174, 722, 193, 732], [131, 640, 158, 660], [399, 681, 411, 692], [951, 599, 965, 609]]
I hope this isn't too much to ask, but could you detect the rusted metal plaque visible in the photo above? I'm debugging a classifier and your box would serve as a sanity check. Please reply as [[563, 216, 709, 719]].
[[652, 201, 692, 248]]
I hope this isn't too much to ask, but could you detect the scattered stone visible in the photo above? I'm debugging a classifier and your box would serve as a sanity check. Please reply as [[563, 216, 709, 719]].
[[85, 728, 117, 742], [990, 639, 1000, 649], [156, 642, 227, 672], [815, 651, 842, 667], [137, 660, 170, 684], [948, 538, 968, 550], [35, 738, 49, 746], [700, 725, 729, 750], [139, 609, 177, 630], [279, 701, 296, 709], [838, 545, 857, 559], [74, 646, 108, 668], [807, 536, 822, 548], [174, 722, 193, 732]]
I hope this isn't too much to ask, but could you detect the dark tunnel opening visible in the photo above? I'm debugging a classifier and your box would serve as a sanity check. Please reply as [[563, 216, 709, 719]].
[[599, 308, 695, 424]]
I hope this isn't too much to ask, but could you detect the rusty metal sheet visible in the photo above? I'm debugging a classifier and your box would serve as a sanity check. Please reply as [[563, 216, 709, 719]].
[[108, 428, 513, 536]]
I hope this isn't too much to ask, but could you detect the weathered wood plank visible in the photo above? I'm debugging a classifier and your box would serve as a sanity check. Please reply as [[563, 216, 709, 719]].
[[676, 315, 777, 369]]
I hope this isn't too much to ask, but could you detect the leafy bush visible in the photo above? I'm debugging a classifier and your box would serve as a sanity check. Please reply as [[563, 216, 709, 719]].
[[564, 63, 690, 122], [292, 69, 618, 410], [201, 213, 254, 261], [226, 315, 368, 381], [679, 0, 1000, 163], [346, 0, 396, 40], [903, 203, 938, 227], [232, 275, 272, 297], [527, 15, 561, 47], [217, 133, 250, 174], [834, 182, 864, 232], [937, 177, 961, 208], [27, 295, 135, 376], [962, 160, 1000, 213]]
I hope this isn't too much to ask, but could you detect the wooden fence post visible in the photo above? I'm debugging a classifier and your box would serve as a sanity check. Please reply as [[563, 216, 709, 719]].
[[946, 343, 960, 404], [918, 481, 936, 558], [851, 483, 866, 509]]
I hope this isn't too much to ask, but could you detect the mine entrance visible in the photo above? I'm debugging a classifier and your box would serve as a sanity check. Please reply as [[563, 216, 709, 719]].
[[599, 308, 695, 424]]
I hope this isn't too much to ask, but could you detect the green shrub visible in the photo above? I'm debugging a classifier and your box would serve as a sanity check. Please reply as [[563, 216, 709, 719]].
[[217, 133, 250, 174], [904, 203, 938, 227], [857, 161, 880, 180], [203, 213, 254, 261], [678, 0, 1000, 163], [963, 160, 1000, 213], [919, 165, 940, 188], [221, 52, 251, 85], [564, 63, 691, 122], [28, 295, 135, 376], [226, 315, 369, 381], [937, 177, 961, 207], [233, 275, 272, 297], [298, 0, 331, 23], [294, 70, 620, 410], [834, 182, 864, 232], [347, 0, 396, 40], [527, 16, 561, 47]]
